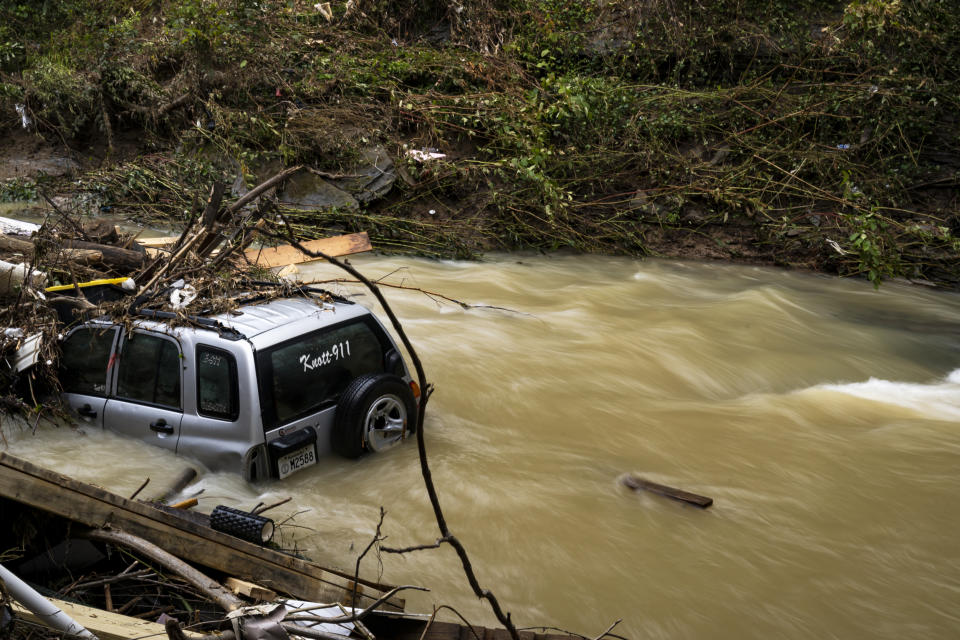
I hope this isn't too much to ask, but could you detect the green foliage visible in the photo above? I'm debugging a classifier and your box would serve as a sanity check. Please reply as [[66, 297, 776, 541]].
[[509, 0, 597, 72], [843, 0, 902, 34], [0, 39, 24, 69], [23, 55, 98, 137], [0, 178, 38, 203], [165, 0, 239, 55]]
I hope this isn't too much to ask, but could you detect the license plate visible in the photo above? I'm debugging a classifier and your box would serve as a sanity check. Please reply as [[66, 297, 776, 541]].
[[278, 444, 317, 479]]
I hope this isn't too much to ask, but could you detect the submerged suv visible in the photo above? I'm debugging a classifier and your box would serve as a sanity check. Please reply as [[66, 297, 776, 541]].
[[58, 293, 419, 481]]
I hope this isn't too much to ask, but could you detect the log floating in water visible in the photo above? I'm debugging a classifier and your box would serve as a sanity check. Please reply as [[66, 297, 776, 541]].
[[149, 466, 198, 504], [621, 474, 714, 508]]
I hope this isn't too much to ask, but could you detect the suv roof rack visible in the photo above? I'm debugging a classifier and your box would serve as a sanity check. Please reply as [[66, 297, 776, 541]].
[[134, 309, 246, 341]]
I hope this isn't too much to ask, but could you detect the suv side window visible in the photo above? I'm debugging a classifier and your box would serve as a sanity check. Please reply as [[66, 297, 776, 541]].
[[259, 318, 385, 427], [60, 327, 117, 396], [196, 346, 238, 421], [116, 332, 182, 409]]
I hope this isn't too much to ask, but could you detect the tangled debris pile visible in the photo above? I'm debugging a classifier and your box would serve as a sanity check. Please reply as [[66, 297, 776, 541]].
[[0, 453, 421, 640], [0, 168, 370, 417]]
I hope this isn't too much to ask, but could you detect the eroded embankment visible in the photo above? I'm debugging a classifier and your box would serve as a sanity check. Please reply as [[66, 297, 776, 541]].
[[0, 0, 958, 285]]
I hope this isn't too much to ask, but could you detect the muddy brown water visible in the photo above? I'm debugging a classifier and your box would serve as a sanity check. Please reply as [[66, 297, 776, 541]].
[[5, 254, 960, 639]]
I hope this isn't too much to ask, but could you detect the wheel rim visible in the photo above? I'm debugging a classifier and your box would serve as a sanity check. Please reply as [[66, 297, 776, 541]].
[[364, 394, 407, 452]]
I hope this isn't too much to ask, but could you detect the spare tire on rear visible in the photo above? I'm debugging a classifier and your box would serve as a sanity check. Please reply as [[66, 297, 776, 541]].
[[331, 373, 417, 458]]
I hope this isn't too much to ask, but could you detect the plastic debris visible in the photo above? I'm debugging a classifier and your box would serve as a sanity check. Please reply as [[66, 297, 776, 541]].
[[836, 144, 850, 150], [826, 238, 848, 255], [169, 283, 197, 310], [13, 333, 43, 372], [15, 104, 31, 130], [406, 149, 446, 162], [0, 260, 46, 295], [0, 217, 41, 236]]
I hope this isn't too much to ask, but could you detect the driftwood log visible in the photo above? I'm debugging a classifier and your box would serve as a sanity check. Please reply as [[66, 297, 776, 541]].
[[620, 474, 714, 508], [63, 239, 146, 271], [148, 466, 199, 504], [0, 235, 103, 265]]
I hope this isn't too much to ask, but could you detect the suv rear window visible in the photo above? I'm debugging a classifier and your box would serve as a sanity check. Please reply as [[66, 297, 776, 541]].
[[258, 318, 386, 427]]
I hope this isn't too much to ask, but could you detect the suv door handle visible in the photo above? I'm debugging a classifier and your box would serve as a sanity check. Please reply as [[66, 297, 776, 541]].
[[77, 404, 97, 419], [150, 419, 174, 434]]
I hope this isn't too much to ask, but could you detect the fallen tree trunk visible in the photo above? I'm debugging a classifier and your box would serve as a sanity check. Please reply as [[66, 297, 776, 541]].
[[63, 239, 147, 271], [0, 234, 104, 265]]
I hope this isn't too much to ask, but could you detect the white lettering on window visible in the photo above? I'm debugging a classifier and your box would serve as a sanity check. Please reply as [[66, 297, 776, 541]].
[[299, 340, 351, 372]]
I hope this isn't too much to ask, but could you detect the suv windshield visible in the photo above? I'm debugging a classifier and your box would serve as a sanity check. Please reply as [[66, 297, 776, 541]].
[[257, 317, 387, 427]]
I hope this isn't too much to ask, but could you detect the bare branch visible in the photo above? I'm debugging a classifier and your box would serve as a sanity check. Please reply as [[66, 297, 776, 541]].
[[228, 166, 301, 214], [300, 277, 532, 316], [429, 605, 484, 640], [80, 528, 242, 612], [251, 497, 292, 516], [352, 507, 387, 609], [592, 619, 623, 640], [128, 477, 150, 500], [381, 537, 451, 554]]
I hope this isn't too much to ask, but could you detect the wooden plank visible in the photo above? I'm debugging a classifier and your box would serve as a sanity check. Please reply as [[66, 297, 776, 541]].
[[136, 236, 179, 247], [11, 597, 215, 640], [620, 474, 713, 508], [244, 232, 372, 268], [0, 452, 404, 611], [225, 577, 277, 602]]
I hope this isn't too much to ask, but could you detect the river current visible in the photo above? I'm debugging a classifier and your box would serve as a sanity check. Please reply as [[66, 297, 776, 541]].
[[5, 254, 960, 639]]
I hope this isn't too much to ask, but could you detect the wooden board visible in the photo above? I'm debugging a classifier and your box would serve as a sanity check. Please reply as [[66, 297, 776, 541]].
[[244, 233, 372, 268], [136, 236, 179, 247], [225, 577, 277, 602], [11, 597, 216, 640], [621, 474, 713, 508], [0, 452, 404, 611]]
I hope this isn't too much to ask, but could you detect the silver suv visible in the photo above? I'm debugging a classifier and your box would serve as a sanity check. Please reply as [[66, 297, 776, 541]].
[[58, 293, 419, 481]]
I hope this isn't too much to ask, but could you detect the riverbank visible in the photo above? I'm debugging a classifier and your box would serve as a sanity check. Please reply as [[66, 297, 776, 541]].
[[1, 0, 957, 286]]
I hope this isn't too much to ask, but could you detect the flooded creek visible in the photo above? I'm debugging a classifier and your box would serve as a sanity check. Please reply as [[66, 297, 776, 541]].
[[5, 254, 960, 639]]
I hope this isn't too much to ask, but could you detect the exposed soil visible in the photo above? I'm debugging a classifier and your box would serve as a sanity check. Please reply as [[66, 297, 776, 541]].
[[0, 129, 80, 181]]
